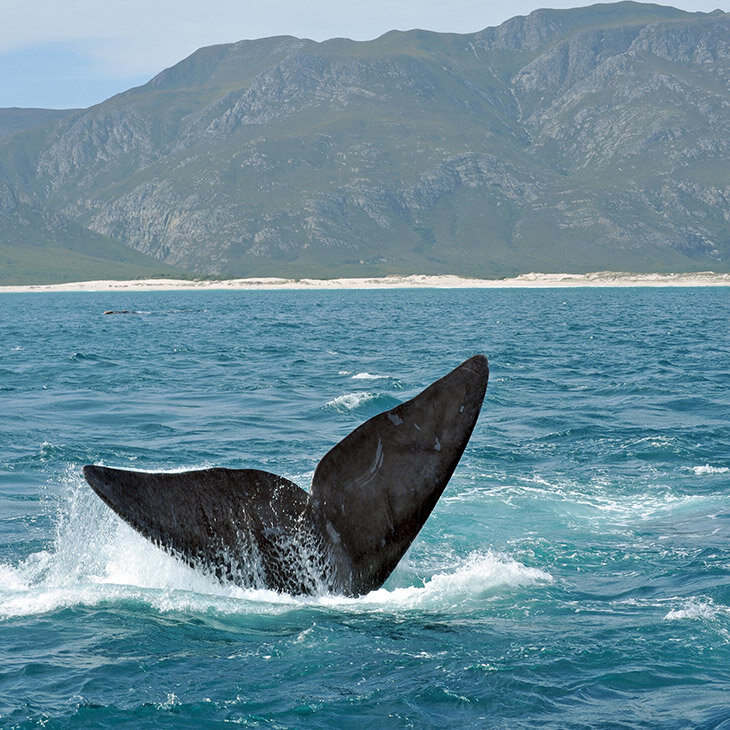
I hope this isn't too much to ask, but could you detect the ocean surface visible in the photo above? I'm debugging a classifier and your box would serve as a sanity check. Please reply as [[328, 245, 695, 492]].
[[1, 287, 729, 729]]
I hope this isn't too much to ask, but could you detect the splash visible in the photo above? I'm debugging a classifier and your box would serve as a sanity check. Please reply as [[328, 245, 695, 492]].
[[0, 474, 551, 619], [317, 551, 552, 612], [325, 391, 379, 410], [0, 473, 238, 618]]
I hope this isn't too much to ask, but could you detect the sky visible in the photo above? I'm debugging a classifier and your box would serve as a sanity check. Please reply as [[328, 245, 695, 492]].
[[1, 0, 728, 109]]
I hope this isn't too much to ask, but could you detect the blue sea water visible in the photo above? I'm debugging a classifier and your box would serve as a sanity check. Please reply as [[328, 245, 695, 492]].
[[1, 286, 729, 729]]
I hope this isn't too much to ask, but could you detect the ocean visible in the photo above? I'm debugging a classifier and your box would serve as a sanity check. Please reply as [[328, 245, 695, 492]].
[[1, 287, 729, 729]]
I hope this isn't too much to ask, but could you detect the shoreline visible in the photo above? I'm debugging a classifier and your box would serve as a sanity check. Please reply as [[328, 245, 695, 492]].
[[1, 271, 729, 293]]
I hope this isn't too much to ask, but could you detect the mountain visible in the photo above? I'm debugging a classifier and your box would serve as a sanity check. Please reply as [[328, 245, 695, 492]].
[[1, 2, 728, 283], [0, 108, 78, 140]]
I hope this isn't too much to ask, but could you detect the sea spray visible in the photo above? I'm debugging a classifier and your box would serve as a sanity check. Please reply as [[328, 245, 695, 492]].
[[2, 470, 551, 620]]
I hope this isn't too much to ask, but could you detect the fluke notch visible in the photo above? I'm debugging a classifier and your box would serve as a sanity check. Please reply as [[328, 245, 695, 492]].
[[84, 354, 488, 596]]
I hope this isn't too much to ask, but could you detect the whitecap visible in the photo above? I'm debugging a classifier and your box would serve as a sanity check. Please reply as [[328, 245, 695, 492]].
[[664, 598, 729, 622], [326, 392, 378, 410], [692, 464, 729, 475], [351, 372, 386, 380], [155, 694, 182, 710]]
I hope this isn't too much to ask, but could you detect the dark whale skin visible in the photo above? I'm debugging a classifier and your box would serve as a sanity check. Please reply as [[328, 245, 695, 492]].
[[83, 354, 488, 596]]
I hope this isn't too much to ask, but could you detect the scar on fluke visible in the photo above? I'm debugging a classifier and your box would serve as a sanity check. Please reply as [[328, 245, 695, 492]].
[[83, 354, 489, 596]]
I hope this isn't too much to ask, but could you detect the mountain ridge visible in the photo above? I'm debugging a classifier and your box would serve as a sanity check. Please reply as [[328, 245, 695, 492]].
[[1, 2, 728, 283]]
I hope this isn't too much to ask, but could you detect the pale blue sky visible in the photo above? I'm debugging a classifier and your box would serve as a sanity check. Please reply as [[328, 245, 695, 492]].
[[1, 0, 727, 109]]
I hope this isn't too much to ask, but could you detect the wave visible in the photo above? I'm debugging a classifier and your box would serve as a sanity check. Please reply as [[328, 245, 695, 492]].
[[664, 597, 730, 622], [692, 464, 730, 475], [446, 476, 726, 525], [325, 391, 379, 410], [351, 372, 387, 380], [0, 476, 551, 620], [337, 551, 552, 612], [324, 391, 401, 414]]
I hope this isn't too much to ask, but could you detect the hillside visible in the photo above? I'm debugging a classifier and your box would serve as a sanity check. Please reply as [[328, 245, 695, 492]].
[[1, 1, 728, 283], [0, 108, 78, 140]]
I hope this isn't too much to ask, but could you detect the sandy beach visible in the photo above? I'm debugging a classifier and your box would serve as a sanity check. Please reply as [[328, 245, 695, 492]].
[[1, 271, 729, 293]]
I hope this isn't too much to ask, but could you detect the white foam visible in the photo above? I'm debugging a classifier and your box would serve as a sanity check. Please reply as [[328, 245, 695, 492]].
[[692, 465, 729, 475], [155, 694, 182, 710], [634, 435, 674, 449], [0, 476, 552, 619], [351, 372, 386, 380], [326, 392, 378, 410], [664, 598, 729, 621], [140, 550, 553, 615], [476, 477, 719, 525], [0, 562, 30, 592], [331, 551, 553, 612], [0, 477, 234, 619]]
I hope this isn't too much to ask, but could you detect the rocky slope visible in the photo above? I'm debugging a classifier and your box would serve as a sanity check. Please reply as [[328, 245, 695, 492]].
[[1, 2, 728, 282]]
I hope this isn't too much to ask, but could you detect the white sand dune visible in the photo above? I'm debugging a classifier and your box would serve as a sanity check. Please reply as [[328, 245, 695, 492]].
[[2, 271, 729, 293]]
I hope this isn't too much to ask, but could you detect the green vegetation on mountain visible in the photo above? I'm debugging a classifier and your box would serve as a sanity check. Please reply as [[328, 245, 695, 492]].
[[1, 2, 728, 283], [0, 108, 77, 140]]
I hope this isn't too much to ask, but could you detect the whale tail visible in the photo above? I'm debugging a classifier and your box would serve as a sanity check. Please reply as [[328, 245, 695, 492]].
[[83, 354, 489, 596], [310, 353, 488, 594], [82, 465, 329, 594]]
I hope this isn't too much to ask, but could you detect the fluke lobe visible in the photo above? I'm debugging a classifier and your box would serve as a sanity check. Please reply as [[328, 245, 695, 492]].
[[83, 355, 488, 596]]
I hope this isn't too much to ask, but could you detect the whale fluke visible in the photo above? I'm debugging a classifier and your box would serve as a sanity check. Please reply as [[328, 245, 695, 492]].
[[83, 354, 488, 596]]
